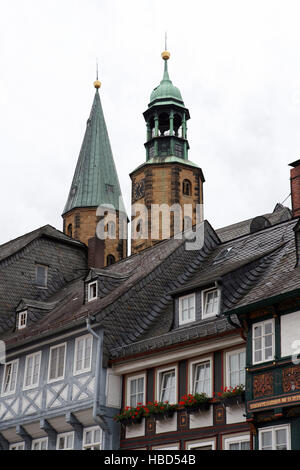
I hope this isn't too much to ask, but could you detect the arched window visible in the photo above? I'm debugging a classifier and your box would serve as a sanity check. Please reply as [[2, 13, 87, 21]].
[[158, 112, 170, 136], [67, 224, 73, 238], [107, 254, 116, 266], [183, 179, 192, 196]]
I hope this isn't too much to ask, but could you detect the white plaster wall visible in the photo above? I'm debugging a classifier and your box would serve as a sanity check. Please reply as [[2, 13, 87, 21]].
[[155, 413, 177, 434], [281, 311, 300, 357], [226, 405, 246, 424], [125, 419, 145, 439], [189, 407, 213, 429]]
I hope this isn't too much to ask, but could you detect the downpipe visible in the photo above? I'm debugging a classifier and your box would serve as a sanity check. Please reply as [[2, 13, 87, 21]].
[[86, 317, 112, 441]]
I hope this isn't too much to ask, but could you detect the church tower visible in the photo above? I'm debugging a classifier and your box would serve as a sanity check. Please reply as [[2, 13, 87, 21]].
[[62, 79, 127, 266], [130, 49, 205, 254]]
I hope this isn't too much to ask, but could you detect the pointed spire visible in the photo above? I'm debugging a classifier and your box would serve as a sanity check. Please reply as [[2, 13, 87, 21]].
[[62, 83, 126, 216], [162, 58, 171, 83]]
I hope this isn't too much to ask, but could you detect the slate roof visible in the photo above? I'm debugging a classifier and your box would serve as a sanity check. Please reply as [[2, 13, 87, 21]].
[[62, 90, 127, 216], [1, 206, 299, 366], [216, 204, 292, 242], [0, 225, 87, 334], [0, 224, 83, 263]]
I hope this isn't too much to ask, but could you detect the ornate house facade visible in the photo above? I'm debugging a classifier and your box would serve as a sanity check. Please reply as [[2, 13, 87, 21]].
[[0, 50, 300, 451]]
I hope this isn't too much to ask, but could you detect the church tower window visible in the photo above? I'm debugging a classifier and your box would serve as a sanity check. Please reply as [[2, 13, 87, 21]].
[[183, 179, 191, 196]]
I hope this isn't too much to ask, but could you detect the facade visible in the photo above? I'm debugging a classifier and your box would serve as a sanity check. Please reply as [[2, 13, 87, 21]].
[[0, 49, 300, 451]]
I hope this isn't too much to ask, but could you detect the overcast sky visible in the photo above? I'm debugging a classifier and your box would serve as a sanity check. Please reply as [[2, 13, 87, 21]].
[[1, 0, 299, 246]]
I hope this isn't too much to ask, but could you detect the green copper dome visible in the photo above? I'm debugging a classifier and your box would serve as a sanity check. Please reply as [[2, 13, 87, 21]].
[[149, 59, 184, 107]]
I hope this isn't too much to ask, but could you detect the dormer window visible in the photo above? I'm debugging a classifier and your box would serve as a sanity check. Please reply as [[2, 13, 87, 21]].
[[202, 288, 220, 318], [17, 310, 27, 330], [88, 281, 98, 302], [179, 293, 196, 325], [35, 264, 48, 288]]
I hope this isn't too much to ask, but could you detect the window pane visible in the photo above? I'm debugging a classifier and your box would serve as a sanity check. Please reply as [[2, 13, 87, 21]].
[[265, 335, 272, 347], [58, 437, 65, 450], [261, 431, 272, 450], [254, 338, 262, 351], [194, 362, 210, 395], [41, 440, 47, 450], [36, 265, 47, 287], [84, 336, 92, 369], [94, 430, 101, 443], [57, 346, 65, 377], [67, 435, 73, 449], [254, 325, 262, 338], [241, 441, 250, 450], [130, 377, 144, 407], [50, 348, 58, 379], [276, 429, 287, 450], [160, 371, 175, 402], [255, 351, 262, 363], [229, 443, 239, 450], [204, 290, 219, 316], [85, 431, 92, 445], [265, 347, 273, 360], [264, 322, 272, 335], [33, 354, 40, 385]]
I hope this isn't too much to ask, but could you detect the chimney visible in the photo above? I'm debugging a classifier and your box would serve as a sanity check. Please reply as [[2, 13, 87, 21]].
[[88, 236, 105, 269], [289, 160, 300, 218]]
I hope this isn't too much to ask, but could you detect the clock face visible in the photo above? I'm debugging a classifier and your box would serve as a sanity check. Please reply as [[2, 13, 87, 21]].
[[133, 179, 145, 202]]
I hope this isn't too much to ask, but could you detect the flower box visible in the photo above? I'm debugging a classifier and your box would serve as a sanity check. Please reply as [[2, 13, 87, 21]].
[[222, 391, 245, 407], [154, 410, 175, 421], [185, 401, 211, 414], [120, 415, 143, 427]]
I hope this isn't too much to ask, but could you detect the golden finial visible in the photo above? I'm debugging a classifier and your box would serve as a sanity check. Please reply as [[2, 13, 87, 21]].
[[94, 59, 101, 89], [161, 32, 170, 60]]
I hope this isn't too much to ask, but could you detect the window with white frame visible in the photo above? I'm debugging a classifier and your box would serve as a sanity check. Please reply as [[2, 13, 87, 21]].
[[157, 367, 176, 403], [226, 349, 246, 388], [56, 432, 74, 450], [179, 293, 195, 325], [259, 425, 290, 450], [17, 310, 27, 329], [32, 438, 48, 450], [9, 442, 25, 450], [2, 360, 18, 396], [35, 264, 48, 287], [224, 434, 250, 450], [190, 358, 212, 396], [202, 288, 220, 318], [186, 440, 215, 450], [23, 351, 41, 390], [252, 319, 275, 364], [74, 335, 93, 374], [127, 374, 145, 407], [152, 444, 180, 450], [48, 343, 66, 382], [87, 281, 98, 302], [83, 427, 102, 450], [193, 361, 211, 395]]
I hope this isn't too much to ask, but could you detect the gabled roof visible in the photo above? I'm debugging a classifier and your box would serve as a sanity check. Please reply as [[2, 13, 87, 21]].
[[0, 224, 85, 264], [62, 89, 126, 215]]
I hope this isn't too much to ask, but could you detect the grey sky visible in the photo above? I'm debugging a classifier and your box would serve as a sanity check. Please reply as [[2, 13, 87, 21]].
[[0, 0, 299, 246]]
